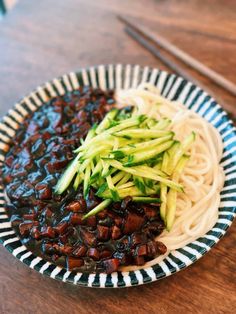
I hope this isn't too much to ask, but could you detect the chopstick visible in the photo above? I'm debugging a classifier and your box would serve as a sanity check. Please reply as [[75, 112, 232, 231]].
[[125, 26, 203, 87], [118, 15, 236, 97]]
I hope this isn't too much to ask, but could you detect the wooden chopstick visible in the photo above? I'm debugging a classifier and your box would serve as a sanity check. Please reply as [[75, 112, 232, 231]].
[[125, 27, 201, 86], [118, 15, 236, 97]]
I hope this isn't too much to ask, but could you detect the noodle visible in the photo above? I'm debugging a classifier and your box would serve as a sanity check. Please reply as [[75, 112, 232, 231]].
[[116, 83, 224, 271]]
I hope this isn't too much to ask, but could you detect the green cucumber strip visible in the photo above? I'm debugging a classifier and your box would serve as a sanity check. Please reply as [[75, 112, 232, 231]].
[[146, 118, 158, 128], [123, 141, 174, 166], [116, 108, 131, 120], [173, 155, 190, 180], [113, 137, 119, 150], [74, 117, 143, 153], [101, 159, 110, 178], [74, 133, 113, 153], [143, 185, 158, 195], [167, 140, 181, 155], [79, 137, 132, 154], [154, 162, 162, 170], [113, 134, 173, 155], [110, 190, 120, 202], [101, 183, 157, 199], [104, 167, 117, 178], [132, 196, 161, 203], [182, 132, 196, 150], [126, 155, 134, 164], [118, 181, 135, 190], [91, 160, 103, 179], [73, 173, 82, 190], [118, 138, 139, 147], [83, 164, 91, 198], [116, 173, 131, 186], [165, 156, 190, 230], [90, 182, 98, 189], [84, 123, 97, 142], [153, 183, 161, 193], [98, 177, 105, 187], [134, 176, 146, 194], [144, 178, 154, 189], [90, 172, 100, 184], [83, 144, 111, 160], [161, 151, 170, 173], [166, 132, 195, 175], [96, 182, 108, 196], [101, 156, 116, 161], [79, 157, 93, 173], [109, 137, 138, 148], [101, 186, 145, 199], [91, 167, 113, 183], [95, 109, 119, 134], [113, 129, 171, 139], [106, 175, 120, 201], [160, 184, 167, 221], [110, 150, 126, 160], [90, 159, 95, 172], [111, 171, 125, 185], [136, 165, 167, 178], [165, 141, 181, 175], [153, 118, 171, 130], [82, 199, 112, 220], [166, 189, 177, 231], [106, 115, 146, 133], [107, 160, 183, 192], [73, 126, 97, 153], [107, 120, 120, 129], [55, 154, 81, 194]]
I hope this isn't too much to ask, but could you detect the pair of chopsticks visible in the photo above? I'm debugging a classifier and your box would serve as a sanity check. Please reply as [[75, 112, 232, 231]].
[[118, 15, 236, 98]]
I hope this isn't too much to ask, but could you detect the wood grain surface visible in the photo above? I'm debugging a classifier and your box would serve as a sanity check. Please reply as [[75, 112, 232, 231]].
[[0, 0, 236, 313]]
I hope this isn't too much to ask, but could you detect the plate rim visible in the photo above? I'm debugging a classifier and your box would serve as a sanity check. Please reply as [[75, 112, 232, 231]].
[[0, 64, 236, 288]]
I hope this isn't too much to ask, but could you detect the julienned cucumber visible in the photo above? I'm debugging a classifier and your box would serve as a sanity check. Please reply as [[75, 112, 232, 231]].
[[55, 154, 80, 194], [160, 183, 167, 220], [55, 108, 195, 228], [98, 184, 159, 199], [113, 129, 171, 139], [73, 115, 144, 153], [113, 133, 173, 155], [165, 155, 190, 231], [82, 199, 112, 220], [165, 132, 195, 175], [107, 160, 183, 192], [123, 140, 174, 166], [95, 108, 119, 134], [132, 196, 160, 203]]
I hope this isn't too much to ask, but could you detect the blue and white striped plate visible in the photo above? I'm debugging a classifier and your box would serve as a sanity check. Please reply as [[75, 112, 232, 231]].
[[0, 65, 236, 288]]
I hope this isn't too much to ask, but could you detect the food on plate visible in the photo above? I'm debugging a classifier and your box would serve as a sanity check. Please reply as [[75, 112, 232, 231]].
[[1, 83, 224, 274]]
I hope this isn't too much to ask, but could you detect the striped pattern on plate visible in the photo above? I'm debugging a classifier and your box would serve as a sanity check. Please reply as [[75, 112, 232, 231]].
[[0, 65, 235, 288]]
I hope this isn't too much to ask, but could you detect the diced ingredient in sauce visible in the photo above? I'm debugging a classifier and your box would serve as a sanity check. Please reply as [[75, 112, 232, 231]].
[[1, 87, 167, 273]]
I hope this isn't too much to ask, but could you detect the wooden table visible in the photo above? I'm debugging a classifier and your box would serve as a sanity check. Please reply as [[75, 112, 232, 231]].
[[0, 1, 235, 313]]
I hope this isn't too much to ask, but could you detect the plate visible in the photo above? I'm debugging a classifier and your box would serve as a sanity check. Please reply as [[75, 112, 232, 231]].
[[0, 64, 236, 288]]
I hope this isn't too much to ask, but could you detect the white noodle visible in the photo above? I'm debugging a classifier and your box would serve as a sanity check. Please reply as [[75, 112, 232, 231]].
[[117, 83, 224, 271]]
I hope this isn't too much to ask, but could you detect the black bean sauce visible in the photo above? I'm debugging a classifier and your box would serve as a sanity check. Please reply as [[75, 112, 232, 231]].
[[1, 87, 167, 274]]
